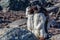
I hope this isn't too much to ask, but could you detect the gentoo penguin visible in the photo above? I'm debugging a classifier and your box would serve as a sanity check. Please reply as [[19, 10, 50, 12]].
[[33, 6, 47, 40], [26, 6, 34, 32]]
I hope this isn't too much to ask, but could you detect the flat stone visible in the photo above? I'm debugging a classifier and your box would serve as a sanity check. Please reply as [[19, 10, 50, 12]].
[[8, 19, 27, 28]]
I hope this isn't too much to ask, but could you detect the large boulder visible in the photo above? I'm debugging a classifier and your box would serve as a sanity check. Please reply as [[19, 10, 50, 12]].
[[0, 28, 38, 40]]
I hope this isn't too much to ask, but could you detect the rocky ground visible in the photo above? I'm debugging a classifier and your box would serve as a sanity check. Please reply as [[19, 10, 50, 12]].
[[0, 11, 26, 28]]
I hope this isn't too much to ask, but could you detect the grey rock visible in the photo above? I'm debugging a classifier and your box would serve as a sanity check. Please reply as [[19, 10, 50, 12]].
[[8, 19, 27, 28], [0, 28, 38, 40]]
